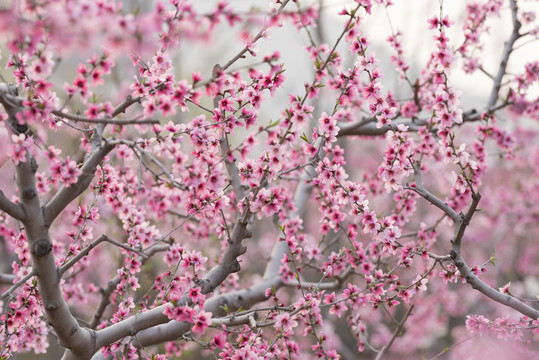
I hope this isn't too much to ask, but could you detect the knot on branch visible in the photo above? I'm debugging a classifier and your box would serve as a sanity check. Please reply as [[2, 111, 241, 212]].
[[230, 260, 241, 273], [32, 239, 53, 257], [30, 157, 38, 173], [239, 245, 247, 255], [46, 303, 58, 311], [22, 188, 36, 200], [70, 325, 78, 336]]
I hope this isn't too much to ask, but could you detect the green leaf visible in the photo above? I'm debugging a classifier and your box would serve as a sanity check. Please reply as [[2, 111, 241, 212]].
[[489, 248, 497, 267], [268, 119, 280, 128]]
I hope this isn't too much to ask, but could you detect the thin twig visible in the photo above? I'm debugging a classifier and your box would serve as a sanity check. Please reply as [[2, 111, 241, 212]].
[[487, 0, 521, 107], [374, 304, 414, 360], [52, 110, 159, 125], [405, 160, 460, 222], [59, 235, 148, 276], [1, 270, 35, 299]]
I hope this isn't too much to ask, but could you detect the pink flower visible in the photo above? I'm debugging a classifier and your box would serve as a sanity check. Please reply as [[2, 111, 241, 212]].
[[275, 313, 298, 333], [8, 133, 34, 165], [499, 282, 511, 294], [188, 287, 206, 307], [192, 310, 212, 334], [361, 209, 380, 234], [151, 52, 171, 75]]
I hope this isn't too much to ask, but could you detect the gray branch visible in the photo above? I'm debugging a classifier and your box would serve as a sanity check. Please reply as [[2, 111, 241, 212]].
[[44, 141, 115, 225], [450, 193, 539, 319], [338, 118, 424, 137], [52, 109, 158, 125], [452, 252, 539, 319], [0, 273, 16, 285], [487, 0, 522, 107], [374, 305, 415, 360], [89, 244, 169, 329], [213, 65, 245, 202], [0, 189, 25, 221], [406, 160, 460, 222]]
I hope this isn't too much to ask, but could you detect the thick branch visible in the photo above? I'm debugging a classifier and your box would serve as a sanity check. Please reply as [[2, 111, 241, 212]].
[[123, 276, 280, 351], [14, 155, 95, 359], [89, 244, 169, 329], [338, 103, 509, 138], [44, 141, 115, 225], [0, 189, 25, 221], [111, 96, 143, 117], [94, 156, 317, 352], [449, 192, 539, 319], [452, 253, 539, 319], [197, 220, 251, 294], [94, 130, 255, 342], [338, 119, 424, 137], [0, 273, 16, 285]]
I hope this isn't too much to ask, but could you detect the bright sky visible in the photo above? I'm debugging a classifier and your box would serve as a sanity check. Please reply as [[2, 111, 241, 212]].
[[322, 0, 539, 104]]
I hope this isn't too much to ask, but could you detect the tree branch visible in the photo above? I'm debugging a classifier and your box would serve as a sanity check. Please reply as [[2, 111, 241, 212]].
[[0, 273, 16, 285], [338, 118, 424, 137], [44, 141, 115, 225], [88, 243, 169, 329], [213, 65, 245, 201], [13, 155, 95, 359], [115, 276, 281, 352], [51, 110, 159, 125], [0, 189, 25, 221], [92, 157, 317, 353], [109, 139, 186, 190], [1, 270, 35, 299], [338, 102, 510, 138], [487, 0, 521, 107], [405, 160, 460, 222], [374, 305, 414, 360], [449, 192, 539, 319], [59, 235, 147, 277], [218, 0, 291, 72], [452, 252, 539, 319]]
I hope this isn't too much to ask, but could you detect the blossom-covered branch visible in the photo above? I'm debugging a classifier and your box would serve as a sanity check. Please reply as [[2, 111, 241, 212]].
[[1, 1, 538, 359]]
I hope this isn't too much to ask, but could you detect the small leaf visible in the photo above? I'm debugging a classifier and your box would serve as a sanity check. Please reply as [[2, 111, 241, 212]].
[[268, 119, 280, 128], [489, 248, 497, 267]]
